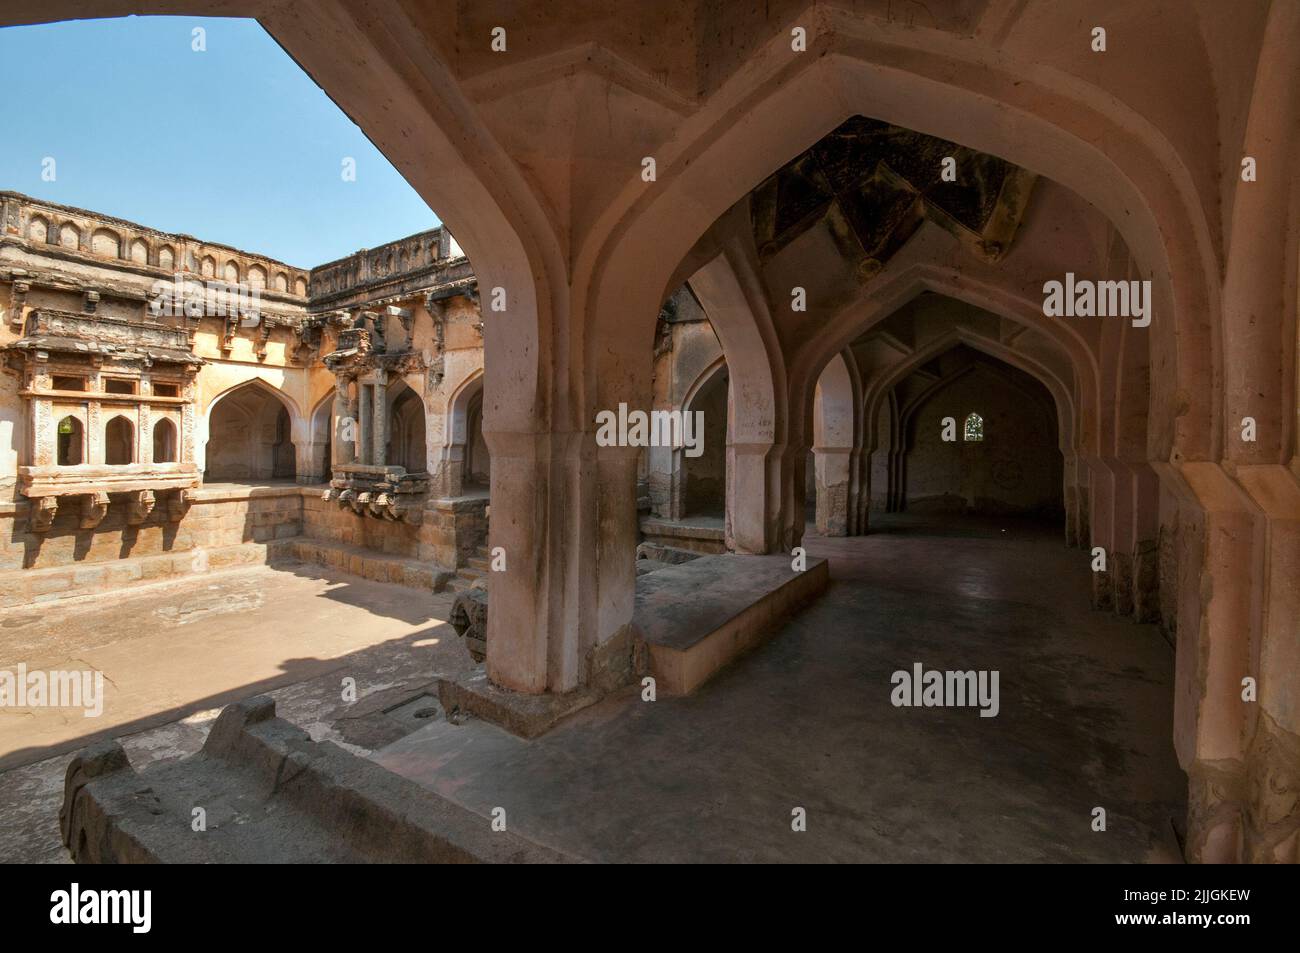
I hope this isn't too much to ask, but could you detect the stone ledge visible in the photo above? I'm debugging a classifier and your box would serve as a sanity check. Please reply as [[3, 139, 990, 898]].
[[283, 537, 453, 592], [0, 539, 295, 609], [639, 516, 727, 554], [634, 553, 830, 694], [189, 482, 318, 504], [61, 696, 572, 863]]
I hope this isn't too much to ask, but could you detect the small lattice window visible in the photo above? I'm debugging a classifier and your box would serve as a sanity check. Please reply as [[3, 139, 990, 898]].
[[963, 412, 984, 442]]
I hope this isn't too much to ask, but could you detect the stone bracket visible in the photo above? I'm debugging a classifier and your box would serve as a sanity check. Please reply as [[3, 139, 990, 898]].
[[30, 496, 57, 533], [126, 489, 155, 525], [326, 483, 422, 524], [79, 491, 110, 530], [166, 488, 191, 522]]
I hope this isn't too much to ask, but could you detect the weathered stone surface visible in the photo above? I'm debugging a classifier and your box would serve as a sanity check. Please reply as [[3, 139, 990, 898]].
[[436, 671, 603, 741], [450, 588, 488, 662], [60, 696, 571, 863]]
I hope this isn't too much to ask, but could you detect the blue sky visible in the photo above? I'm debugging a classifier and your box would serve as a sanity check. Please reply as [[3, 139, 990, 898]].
[[0, 16, 437, 268]]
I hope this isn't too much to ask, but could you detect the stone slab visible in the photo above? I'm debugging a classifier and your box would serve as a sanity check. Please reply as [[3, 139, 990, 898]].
[[634, 553, 829, 694]]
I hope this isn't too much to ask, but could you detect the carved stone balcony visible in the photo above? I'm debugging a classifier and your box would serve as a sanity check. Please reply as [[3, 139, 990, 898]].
[[323, 463, 428, 523]]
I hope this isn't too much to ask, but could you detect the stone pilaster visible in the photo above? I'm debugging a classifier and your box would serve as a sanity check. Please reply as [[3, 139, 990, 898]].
[[357, 383, 371, 464], [372, 371, 388, 467]]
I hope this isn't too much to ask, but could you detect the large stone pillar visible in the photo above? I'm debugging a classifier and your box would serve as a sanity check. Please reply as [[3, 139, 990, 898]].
[[727, 442, 781, 553], [483, 426, 638, 695], [1163, 1, 1300, 864], [814, 448, 851, 535]]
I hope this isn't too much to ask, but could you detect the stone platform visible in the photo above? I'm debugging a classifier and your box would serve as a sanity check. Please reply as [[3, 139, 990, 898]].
[[61, 696, 569, 863], [633, 552, 829, 694]]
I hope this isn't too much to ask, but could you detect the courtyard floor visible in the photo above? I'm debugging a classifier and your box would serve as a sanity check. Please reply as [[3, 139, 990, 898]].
[[0, 563, 469, 863], [0, 514, 1185, 863]]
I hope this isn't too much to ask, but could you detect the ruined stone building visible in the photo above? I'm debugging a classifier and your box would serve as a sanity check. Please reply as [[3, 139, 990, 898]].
[[3, 0, 1299, 865], [0, 191, 491, 595]]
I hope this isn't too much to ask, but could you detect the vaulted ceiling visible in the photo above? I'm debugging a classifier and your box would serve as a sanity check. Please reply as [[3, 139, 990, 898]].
[[751, 116, 1037, 281]]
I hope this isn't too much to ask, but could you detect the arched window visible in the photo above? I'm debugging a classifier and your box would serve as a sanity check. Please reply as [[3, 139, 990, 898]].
[[57, 416, 84, 466], [105, 416, 135, 465], [963, 412, 984, 442], [152, 418, 177, 463]]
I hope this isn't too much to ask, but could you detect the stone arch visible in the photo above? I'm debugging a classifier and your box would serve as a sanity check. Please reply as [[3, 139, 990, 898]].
[[202, 378, 300, 482], [223, 260, 240, 284], [864, 327, 1076, 459], [293, 276, 307, 296], [247, 264, 267, 290], [201, 255, 216, 278], [104, 414, 134, 465], [158, 245, 175, 270], [435, 368, 485, 497], [275, 271, 289, 292], [775, 269, 1092, 550], [56, 414, 84, 466], [804, 265, 1095, 460], [129, 237, 148, 264], [858, 325, 1077, 531], [91, 227, 120, 258], [0, 1, 568, 696], [687, 246, 788, 553], [892, 354, 1062, 518], [387, 380, 427, 474], [569, 36, 1220, 637], [464, 388, 488, 490], [27, 215, 48, 244], [58, 222, 80, 250], [151, 417, 177, 463], [308, 391, 334, 481], [679, 357, 729, 521], [580, 37, 1216, 473]]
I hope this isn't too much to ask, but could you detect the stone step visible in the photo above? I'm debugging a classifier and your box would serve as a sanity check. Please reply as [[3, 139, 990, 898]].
[[282, 537, 451, 592], [638, 516, 728, 555], [633, 553, 830, 695], [0, 539, 296, 610]]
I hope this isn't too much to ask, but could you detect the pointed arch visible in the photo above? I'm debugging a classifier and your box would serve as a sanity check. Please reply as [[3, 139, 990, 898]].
[[202, 378, 300, 482]]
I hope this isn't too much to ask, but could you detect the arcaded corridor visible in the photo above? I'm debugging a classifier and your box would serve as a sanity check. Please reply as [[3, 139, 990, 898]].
[[375, 515, 1184, 862], [3, 2, 1298, 865]]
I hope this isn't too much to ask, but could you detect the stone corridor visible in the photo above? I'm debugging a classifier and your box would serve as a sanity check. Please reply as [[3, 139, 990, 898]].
[[375, 515, 1184, 862]]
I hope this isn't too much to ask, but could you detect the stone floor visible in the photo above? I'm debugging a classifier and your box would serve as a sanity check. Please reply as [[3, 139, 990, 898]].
[[374, 513, 1186, 862], [0, 562, 470, 863], [1, 513, 1186, 863]]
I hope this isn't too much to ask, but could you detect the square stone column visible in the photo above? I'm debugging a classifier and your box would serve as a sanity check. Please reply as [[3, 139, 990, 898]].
[[332, 379, 354, 467]]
